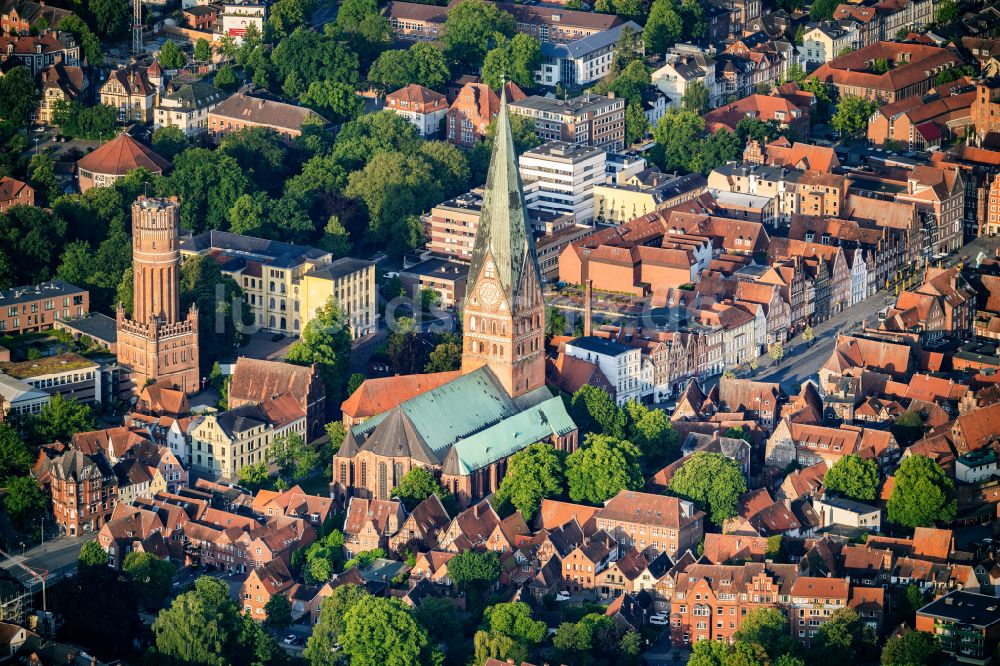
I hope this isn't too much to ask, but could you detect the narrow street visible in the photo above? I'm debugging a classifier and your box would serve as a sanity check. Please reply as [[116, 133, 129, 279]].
[[0, 533, 94, 587]]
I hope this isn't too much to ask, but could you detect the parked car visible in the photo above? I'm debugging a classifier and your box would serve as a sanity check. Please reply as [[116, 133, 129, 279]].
[[271, 333, 284, 342], [555, 591, 571, 602], [282, 635, 297, 645], [649, 613, 669, 626]]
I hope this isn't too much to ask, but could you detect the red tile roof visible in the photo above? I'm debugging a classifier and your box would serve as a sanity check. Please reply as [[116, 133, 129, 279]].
[[76, 133, 170, 177]]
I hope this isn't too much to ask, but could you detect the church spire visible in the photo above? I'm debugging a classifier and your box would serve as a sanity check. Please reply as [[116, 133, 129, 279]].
[[466, 87, 536, 308]]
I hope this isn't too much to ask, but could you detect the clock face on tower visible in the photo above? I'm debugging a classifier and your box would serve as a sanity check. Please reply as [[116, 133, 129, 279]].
[[479, 282, 501, 310]]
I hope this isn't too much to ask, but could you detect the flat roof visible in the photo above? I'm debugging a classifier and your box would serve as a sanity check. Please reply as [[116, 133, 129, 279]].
[[56, 313, 117, 344], [523, 140, 605, 162], [919, 590, 1000, 627], [400, 257, 469, 281], [566, 335, 632, 357], [0, 280, 85, 308], [0, 352, 97, 379]]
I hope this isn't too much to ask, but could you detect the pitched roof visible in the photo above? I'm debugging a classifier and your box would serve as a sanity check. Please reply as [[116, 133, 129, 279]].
[[386, 83, 446, 105], [76, 133, 170, 177], [791, 576, 849, 599], [536, 499, 599, 536], [912, 526, 952, 561], [596, 491, 703, 529], [229, 357, 318, 406], [702, 533, 770, 564], [341, 371, 461, 421], [210, 92, 326, 130]]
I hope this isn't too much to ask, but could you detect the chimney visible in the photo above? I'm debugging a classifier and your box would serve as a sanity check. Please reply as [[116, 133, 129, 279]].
[[584, 280, 593, 337]]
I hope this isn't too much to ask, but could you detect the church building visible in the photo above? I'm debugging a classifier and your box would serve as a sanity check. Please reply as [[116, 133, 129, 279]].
[[333, 92, 579, 508]]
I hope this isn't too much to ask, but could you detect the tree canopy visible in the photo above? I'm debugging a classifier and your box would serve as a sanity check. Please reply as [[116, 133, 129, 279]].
[[390, 466, 454, 512], [668, 451, 747, 526], [565, 434, 643, 504], [823, 454, 879, 501], [493, 442, 565, 520], [441, 0, 516, 68], [887, 454, 956, 528], [286, 297, 353, 402]]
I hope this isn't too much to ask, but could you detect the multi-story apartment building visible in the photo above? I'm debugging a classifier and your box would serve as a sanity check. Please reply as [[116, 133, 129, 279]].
[[509, 93, 626, 152], [985, 172, 1000, 237], [593, 170, 707, 224], [802, 22, 861, 67], [100, 63, 163, 124], [179, 231, 376, 340], [154, 81, 227, 137], [208, 92, 325, 144], [0, 0, 74, 36], [916, 590, 1000, 665], [49, 449, 118, 537], [0, 176, 33, 212], [385, 0, 621, 44], [221, 1, 266, 41], [228, 357, 327, 439], [564, 336, 647, 405], [970, 81, 1000, 147], [446, 81, 525, 148], [790, 577, 850, 644], [652, 49, 721, 110], [0, 280, 87, 335], [519, 141, 606, 224], [188, 394, 306, 479], [535, 20, 641, 88], [385, 84, 448, 137], [708, 163, 802, 225], [37, 62, 88, 125], [895, 165, 965, 254], [0, 30, 80, 76], [812, 42, 964, 104], [594, 490, 704, 560]]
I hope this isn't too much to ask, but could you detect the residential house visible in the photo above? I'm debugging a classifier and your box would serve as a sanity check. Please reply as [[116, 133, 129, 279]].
[[594, 490, 705, 560], [343, 497, 405, 557], [385, 84, 448, 137]]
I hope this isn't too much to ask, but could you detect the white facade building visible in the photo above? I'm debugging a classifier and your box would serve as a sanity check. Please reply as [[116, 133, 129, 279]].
[[563, 336, 647, 405], [221, 2, 266, 42], [535, 21, 643, 88], [154, 81, 227, 137], [520, 141, 606, 224], [956, 450, 998, 484], [651, 47, 720, 109]]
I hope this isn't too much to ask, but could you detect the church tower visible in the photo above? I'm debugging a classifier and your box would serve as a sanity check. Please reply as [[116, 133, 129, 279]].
[[461, 90, 546, 398], [117, 197, 200, 395]]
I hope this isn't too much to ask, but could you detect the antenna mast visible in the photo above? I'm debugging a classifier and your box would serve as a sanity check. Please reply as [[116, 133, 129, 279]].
[[132, 0, 142, 54]]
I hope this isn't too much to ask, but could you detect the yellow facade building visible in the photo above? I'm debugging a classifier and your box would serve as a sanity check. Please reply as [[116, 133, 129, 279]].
[[179, 231, 376, 341]]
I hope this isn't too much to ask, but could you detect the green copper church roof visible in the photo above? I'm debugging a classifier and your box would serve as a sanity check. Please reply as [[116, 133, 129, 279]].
[[465, 88, 537, 306]]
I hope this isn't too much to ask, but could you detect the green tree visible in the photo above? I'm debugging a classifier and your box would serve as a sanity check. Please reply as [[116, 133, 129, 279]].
[[194, 38, 212, 63], [287, 298, 352, 400], [568, 384, 625, 438], [802, 325, 815, 343], [653, 107, 705, 171], [494, 442, 565, 519], [733, 608, 795, 660], [935, 0, 959, 23], [449, 549, 501, 593], [300, 80, 364, 124], [50, 99, 118, 140], [624, 100, 650, 145], [272, 26, 361, 91], [158, 148, 252, 232], [668, 451, 747, 526], [769, 341, 785, 363], [50, 566, 142, 656], [214, 64, 239, 91], [481, 33, 541, 89], [341, 596, 432, 666], [3, 476, 47, 531], [891, 410, 925, 445], [158, 40, 187, 70], [306, 584, 371, 664], [271, 431, 320, 481], [78, 541, 108, 568], [263, 593, 293, 630], [179, 254, 253, 366], [425, 337, 462, 373], [0, 66, 37, 127], [441, 0, 516, 67], [412, 596, 458, 643], [123, 551, 174, 608], [0, 423, 32, 481], [317, 214, 353, 259], [367, 43, 451, 91], [28, 154, 59, 205], [390, 466, 454, 511], [905, 583, 930, 616], [152, 125, 188, 160], [831, 95, 877, 138], [58, 16, 101, 64], [0, 205, 68, 288], [881, 631, 939, 666], [28, 394, 95, 445], [810, 0, 840, 21], [238, 462, 270, 490], [153, 577, 247, 665], [680, 0, 706, 38], [823, 454, 879, 501], [346, 372, 367, 398], [870, 58, 890, 74], [90, 0, 130, 39], [269, 0, 316, 38], [565, 434, 643, 504], [625, 401, 679, 471], [809, 608, 876, 666], [887, 454, 956, 528], [644, 0, 683, 54], [682, 79, 710, 114]]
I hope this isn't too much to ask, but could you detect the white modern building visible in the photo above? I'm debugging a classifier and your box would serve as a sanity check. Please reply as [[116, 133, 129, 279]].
[[520, 141, 606, 224], [814, 495, 882, 533], [154, 81, 228, 137], [563, 336, 650, 405], [651, 46, 720, 110], [535, 21, 642, 88], [221, 1, 266, 42], [956, 450, 998, 484], [801, 22, 860, 67]]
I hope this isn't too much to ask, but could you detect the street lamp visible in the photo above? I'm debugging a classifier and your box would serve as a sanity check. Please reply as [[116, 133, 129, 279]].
[[34, 137, 39, 155]]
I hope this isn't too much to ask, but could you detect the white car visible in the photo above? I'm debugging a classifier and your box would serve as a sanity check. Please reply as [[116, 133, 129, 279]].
[[555, 591, 571, 602], [282, 635, 296, 645], [649, 613, 670, 626]]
